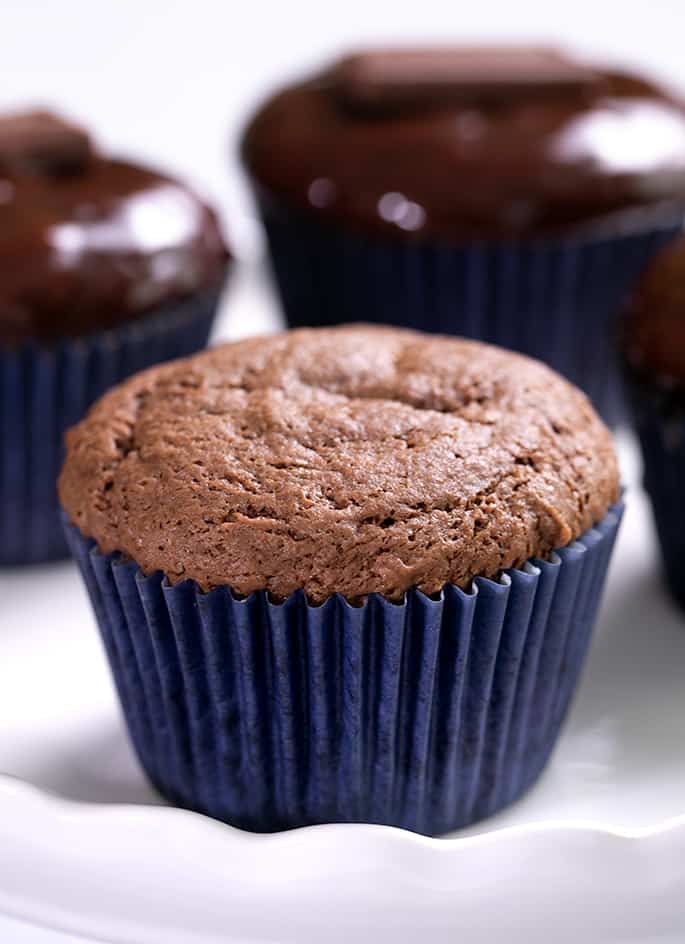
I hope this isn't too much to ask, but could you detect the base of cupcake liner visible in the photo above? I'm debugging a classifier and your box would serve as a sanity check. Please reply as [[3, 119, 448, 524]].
[[628, 379, 685, 611], [258, 194, 683, 426], [64, 502, 623, 836], [0, 289, 222, 566]]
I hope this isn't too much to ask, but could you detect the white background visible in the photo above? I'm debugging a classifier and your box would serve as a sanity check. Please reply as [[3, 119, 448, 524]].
[[1, 2, 684, 940]]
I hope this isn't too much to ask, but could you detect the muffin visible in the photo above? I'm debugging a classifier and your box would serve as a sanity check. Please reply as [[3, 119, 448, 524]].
[[0, 109, 229, 564], [60, 325, 622, 835], [624, 236, 685, 608], [242, 45, 685, 424]]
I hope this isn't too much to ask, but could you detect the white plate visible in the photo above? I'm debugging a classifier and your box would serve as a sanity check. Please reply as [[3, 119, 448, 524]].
[[1, 264, 684, 943]]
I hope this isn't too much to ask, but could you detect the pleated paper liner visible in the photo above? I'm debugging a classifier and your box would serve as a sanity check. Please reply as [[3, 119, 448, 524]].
[[626, 370, 685, 609], [64, 502, 623, 836], [0, 288, 222, 566], [256, 190, 683, 425]]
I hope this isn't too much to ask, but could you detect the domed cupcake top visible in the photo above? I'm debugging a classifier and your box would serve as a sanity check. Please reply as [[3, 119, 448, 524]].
[[623, 235, 685, 383], [60, 325, 619, 603], [0, 110, 229, 343], [242, 46, 685, 240]]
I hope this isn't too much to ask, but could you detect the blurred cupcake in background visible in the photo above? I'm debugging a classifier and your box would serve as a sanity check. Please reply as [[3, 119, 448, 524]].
[[0, 110, 230, 565], [242, 45, 685, 424], [60, 325, 622, 836], [623, 236, 685, 609]]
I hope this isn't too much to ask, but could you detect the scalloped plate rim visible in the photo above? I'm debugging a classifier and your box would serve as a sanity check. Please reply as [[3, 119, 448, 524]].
[[2, 772, 685, 944], [1, 772, 684, 847]]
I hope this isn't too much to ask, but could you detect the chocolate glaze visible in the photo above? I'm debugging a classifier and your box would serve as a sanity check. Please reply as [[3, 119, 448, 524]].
[[242, 47, 685, 240], [623, 235, 685, 386], [0, 111, 229, 344]]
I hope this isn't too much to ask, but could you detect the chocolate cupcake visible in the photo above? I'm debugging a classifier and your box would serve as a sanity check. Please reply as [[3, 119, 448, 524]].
[[0, 110, 229, 564], [242, 46, 685, 424], [60, 325, 622, 835], [624, 237, 685, 608]]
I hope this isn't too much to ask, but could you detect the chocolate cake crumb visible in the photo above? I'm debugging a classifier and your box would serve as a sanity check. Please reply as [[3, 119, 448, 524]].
[[59, 325, 619, 602]]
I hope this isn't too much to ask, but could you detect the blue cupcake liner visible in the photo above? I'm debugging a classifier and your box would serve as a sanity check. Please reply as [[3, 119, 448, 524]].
[[1, 288, 222, 566], [626, 375, 685, 608], [257, 192, 682, 425], [63, 502, 623, 836]]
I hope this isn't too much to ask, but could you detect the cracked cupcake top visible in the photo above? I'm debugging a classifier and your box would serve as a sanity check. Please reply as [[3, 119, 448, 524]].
[[59, 325, 619, 602]]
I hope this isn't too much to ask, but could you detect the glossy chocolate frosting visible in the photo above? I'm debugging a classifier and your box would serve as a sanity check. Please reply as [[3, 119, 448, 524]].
[[624, 235, 685, 384], [242, 46, 685, 240], [0, 110, 229, 344]]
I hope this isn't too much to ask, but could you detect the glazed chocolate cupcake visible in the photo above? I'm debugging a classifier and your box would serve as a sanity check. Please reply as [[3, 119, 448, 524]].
[[242, 46, 685, 423], [0, 110, 229, 564], [60, 325, 622, 835], [624, 237, 685, 608]]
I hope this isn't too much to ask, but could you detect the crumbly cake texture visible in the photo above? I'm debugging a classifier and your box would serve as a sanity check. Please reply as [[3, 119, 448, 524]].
[[59, 325, 619, 602]]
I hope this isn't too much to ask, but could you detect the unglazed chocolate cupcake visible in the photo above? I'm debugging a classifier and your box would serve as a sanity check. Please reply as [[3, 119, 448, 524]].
[[0, 110, 229, 564], [60, 325, 622, 835], [624, 236, 685, 608], [242, 46, 685, 423]]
